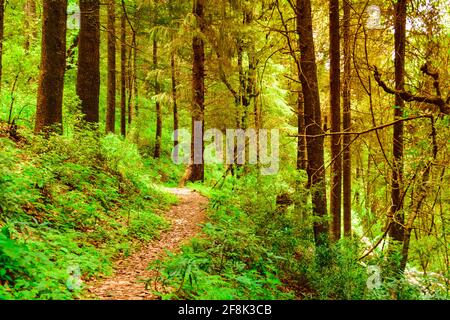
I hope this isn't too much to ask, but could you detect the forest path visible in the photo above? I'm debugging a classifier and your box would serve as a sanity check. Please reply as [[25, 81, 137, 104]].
[[85, 188, 208, 300]]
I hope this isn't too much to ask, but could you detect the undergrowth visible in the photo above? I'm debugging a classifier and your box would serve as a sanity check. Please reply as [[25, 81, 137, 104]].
[[149, 167, 445, 300], [0, 128, 175, 299]]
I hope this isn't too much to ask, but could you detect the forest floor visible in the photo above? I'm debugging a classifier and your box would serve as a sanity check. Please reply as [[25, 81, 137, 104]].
[[84, 188, 208, 300]]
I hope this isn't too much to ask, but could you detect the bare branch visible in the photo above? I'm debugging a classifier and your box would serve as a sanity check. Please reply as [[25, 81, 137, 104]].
[[373, 66, 449, 115], [290, 115, 433, 138]]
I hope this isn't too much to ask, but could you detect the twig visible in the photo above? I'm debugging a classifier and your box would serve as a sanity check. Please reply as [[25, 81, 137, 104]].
[[289, 115, 432, 138], [7, 74, 20, 125]]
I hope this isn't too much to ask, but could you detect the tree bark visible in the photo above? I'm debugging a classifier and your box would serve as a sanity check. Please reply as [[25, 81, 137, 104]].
[[35, 0, 67, 134], [389, 0, 406, 246], [120, 9, 127, 136], [342, 0, 352, 237], [185, 0, 205, 183], [296, 0, 329, 248], [77, 0, 100, 124], [153, 38, 162, 158], [106, 0, 116, 133], [329, 0, 342, 242]]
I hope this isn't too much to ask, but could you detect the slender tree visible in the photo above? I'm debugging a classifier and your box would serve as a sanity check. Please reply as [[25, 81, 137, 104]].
[[132, 31, 138, 119], [106, 0, 116, 133], [329, 0, 342, 242], [77, 0, 100, 123], [389, 0, 407, 249], [127, 40, 132, 125], [171, 52, 179, 151], [296, 0, 329, 247], [120, 9, 127, 136], [126, 25, 133, 126], [35, 0, 68, 133], [185, 0, 205, 182], [342, 0, 352, 237], [123, 0, 137, 124], [153, 38, 162, 158]]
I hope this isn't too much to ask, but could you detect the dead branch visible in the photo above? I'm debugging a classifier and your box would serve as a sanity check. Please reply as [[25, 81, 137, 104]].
[[373, 66, 449, 115]]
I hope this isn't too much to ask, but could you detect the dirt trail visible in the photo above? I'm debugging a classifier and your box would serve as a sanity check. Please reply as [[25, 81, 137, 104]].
[[85, 188, 208, 300]]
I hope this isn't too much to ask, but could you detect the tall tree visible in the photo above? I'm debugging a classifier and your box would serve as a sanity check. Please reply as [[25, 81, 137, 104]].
[[389, 0, 407, 252], [185, 0, 205, 182], [342, 0, 352, 237], [329, 0, 341, 242], [296, 0, 329, 247], [77, 0, 100, 124], [120, 8, 127, 136], [106, 0, 116, 133], [127, 42, 133, 125], [35, 0, 68, 133], [122, 0, 137, 124], [171, 52, 178, 152], [132, 28, 138, 119], [153, 38, 162, 158]]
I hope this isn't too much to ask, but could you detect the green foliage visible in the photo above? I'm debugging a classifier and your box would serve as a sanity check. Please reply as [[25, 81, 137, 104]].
[[299, 240, 368, 300], [0, 129, 174, 299], [152, 167, 444, 300], [150, 169, 309, 300], [128, 210, 169, 241]]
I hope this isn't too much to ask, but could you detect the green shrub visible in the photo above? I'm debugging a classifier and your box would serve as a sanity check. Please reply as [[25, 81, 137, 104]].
[[0, 129, 174, 299]]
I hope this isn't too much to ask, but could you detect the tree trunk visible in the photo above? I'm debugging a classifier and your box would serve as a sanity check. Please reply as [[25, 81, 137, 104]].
[[171, 52, 179, 151], [24, 0, 37, 51], [342, 0, 352, 237], [245, 42, 257, 130], [120, 9, 127, 136], [132, 31, 138, 119], [296, 0, 329, 248], [237, 38, 245, 129], [77, 0, 100, 124], [329, 0, 342, 242], [106, 0, 116, 133], [35, 0, 67, 134], [153, 38, 162, 158], [389, 0, 406, 250], [184, 0, 205, 183], [127, 34, 132, 125]]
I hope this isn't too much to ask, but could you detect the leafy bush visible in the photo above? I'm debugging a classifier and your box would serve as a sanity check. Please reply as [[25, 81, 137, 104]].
[[128, 210, 170, 241], [150, 168, 387, 300]]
